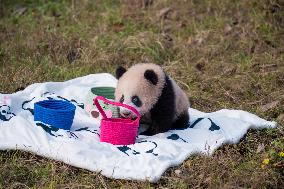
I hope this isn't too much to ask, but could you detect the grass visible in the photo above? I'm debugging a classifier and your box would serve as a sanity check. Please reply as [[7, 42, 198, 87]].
[[0, 0, 284, 188]]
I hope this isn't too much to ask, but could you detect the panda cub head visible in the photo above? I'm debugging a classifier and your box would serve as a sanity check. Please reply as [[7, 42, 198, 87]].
[[115, 63, 166, 119]]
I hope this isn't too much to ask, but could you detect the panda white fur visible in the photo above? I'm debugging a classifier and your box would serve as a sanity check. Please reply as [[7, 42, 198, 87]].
[[115, 63, 190, 136]]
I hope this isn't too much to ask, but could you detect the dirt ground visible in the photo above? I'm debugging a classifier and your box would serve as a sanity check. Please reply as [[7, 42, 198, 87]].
[[0, 0, 283, 188]]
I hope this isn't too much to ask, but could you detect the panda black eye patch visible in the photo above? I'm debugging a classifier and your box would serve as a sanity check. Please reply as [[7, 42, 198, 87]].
[[119, 95, 124, 103], [131, 96, 142, 107]]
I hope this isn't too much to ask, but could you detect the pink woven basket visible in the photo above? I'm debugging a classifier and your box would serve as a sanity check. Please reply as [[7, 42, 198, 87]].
[[94, 96, 140, 145]]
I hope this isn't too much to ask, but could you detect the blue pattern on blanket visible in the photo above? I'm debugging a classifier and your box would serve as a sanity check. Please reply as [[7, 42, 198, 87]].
[[0, 105, 15, 122], [167, 134, 187, 143], [117, 140, 158, 156], [36, 121, 80, 139], [75, 127, 100, 137], [208, 118, 220, 131], [22, 97, 36, 115], [117, 146, 140, 155], [35, 122, 62, 137], [190, 117, 220, 131], [22, 92, 84, 116]]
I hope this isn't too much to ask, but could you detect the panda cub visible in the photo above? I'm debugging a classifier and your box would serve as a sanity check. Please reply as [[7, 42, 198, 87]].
[[115, 63, 190, 136]]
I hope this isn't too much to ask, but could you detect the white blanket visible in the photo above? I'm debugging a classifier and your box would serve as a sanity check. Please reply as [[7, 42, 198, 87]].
[[0, 73, 277, 182]]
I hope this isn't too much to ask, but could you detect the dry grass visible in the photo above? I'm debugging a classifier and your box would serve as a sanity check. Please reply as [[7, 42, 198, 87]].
[[0, 0, 283, 188]]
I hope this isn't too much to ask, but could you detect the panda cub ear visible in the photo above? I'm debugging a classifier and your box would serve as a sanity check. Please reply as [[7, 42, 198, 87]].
[[144, 69, 158, 85], [116, 66, 127, 79]]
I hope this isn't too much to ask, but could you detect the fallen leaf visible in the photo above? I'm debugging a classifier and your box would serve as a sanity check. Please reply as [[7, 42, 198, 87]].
[[233, 11, 243, 25], [157, 7, 172, 19], [187, 36, 193, 44], [259, 64, 277, 69], [260, 101, 280, 112], [192, 30, 209, 46], [224, 25, 232, 35], [196, 62, 205, 72], [162, 33, 173, 42], [67, 49, 81, 64], [142, 0, 153, 9], [186, 161, 191, 168], [112, 22, 124, 32], [204, 176, 212, 183], [222, 66, 237, 75], [174, 169, 181, 177], [52, 10, 61, 17], [178, 21, 186, 28], [13, 5, 27, 16], [161, 33, 173, 49], [195, 37, 203, 45], [265, 40, 276, 48], [256, 143, 265, 153], [278, 114, 284, 122]]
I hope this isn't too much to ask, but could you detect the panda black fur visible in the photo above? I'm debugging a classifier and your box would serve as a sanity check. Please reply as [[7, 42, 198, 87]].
[[115, 63, 190, 136]]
